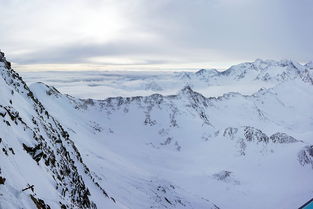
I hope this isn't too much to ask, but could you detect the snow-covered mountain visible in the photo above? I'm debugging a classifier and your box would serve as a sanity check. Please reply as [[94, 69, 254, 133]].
[[0, 52, 119, 209], [1, 51, 313, 209], [21, 58, 313, 99], [177, 59, 313, 84]]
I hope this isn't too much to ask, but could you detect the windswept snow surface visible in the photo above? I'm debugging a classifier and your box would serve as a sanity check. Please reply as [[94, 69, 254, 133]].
[[1, 54, 313, 209]]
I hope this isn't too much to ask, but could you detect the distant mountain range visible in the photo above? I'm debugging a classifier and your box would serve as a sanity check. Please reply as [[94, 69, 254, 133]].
[[177, 59, 313, 83]]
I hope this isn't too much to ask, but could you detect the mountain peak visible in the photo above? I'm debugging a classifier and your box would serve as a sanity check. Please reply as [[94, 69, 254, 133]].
[[0, 50, 12, 69], [195, 68, 219, 76], [178, 85, 207, 103], [180, 85, 195, 94]]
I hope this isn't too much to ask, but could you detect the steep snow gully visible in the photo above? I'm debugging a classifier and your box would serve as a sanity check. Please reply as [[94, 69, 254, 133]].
[[1, 51, 313, 209]]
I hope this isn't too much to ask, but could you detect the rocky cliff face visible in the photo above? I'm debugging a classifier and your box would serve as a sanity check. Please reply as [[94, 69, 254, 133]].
[[0, 51, 117, 209]]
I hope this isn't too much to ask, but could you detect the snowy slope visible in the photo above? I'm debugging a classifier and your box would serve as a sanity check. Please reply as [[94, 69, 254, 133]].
[[29, 65, 313, 208], [1, 50, 313, 209], [0, 52, 120, 209]]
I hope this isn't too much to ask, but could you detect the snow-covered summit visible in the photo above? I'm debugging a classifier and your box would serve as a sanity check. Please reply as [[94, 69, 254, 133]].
[[213, 58, 309, 82], [173, 59, 313, 93], [195, 68, 219, 77]]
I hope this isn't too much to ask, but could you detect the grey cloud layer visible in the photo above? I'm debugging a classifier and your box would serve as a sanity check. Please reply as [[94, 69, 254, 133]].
[[0, 0, 312, 69]]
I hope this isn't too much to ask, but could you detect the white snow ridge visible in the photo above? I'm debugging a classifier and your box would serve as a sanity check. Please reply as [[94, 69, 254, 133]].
[[1, 51, 313, 209]]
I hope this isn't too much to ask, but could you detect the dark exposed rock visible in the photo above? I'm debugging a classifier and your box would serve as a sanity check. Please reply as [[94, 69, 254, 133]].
[[2, 148, 8, 156], [160, 137, 172, 145], [164, 197, 172, 204], [30, 194, 51, 209], [8, 147, 15, 155], [270, 132, 299, 143], [298, 145, 313, 168], [0, 176, 6, 184], [212, 170, 240, 185], [244, 126, 269, 143], [213, 170, 232, 181], [223, 127, 238, 139], [22, 143, 44, 162]]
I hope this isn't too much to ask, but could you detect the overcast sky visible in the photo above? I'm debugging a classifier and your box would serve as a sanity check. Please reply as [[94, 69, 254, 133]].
[[0, 0, 312, 71]]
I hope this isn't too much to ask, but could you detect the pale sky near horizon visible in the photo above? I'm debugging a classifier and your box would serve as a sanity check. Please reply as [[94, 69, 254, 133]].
[[0, 0, 312, 71]]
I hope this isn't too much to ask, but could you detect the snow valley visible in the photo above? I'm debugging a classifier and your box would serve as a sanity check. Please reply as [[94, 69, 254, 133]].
[[1, 51, 313, 209]]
